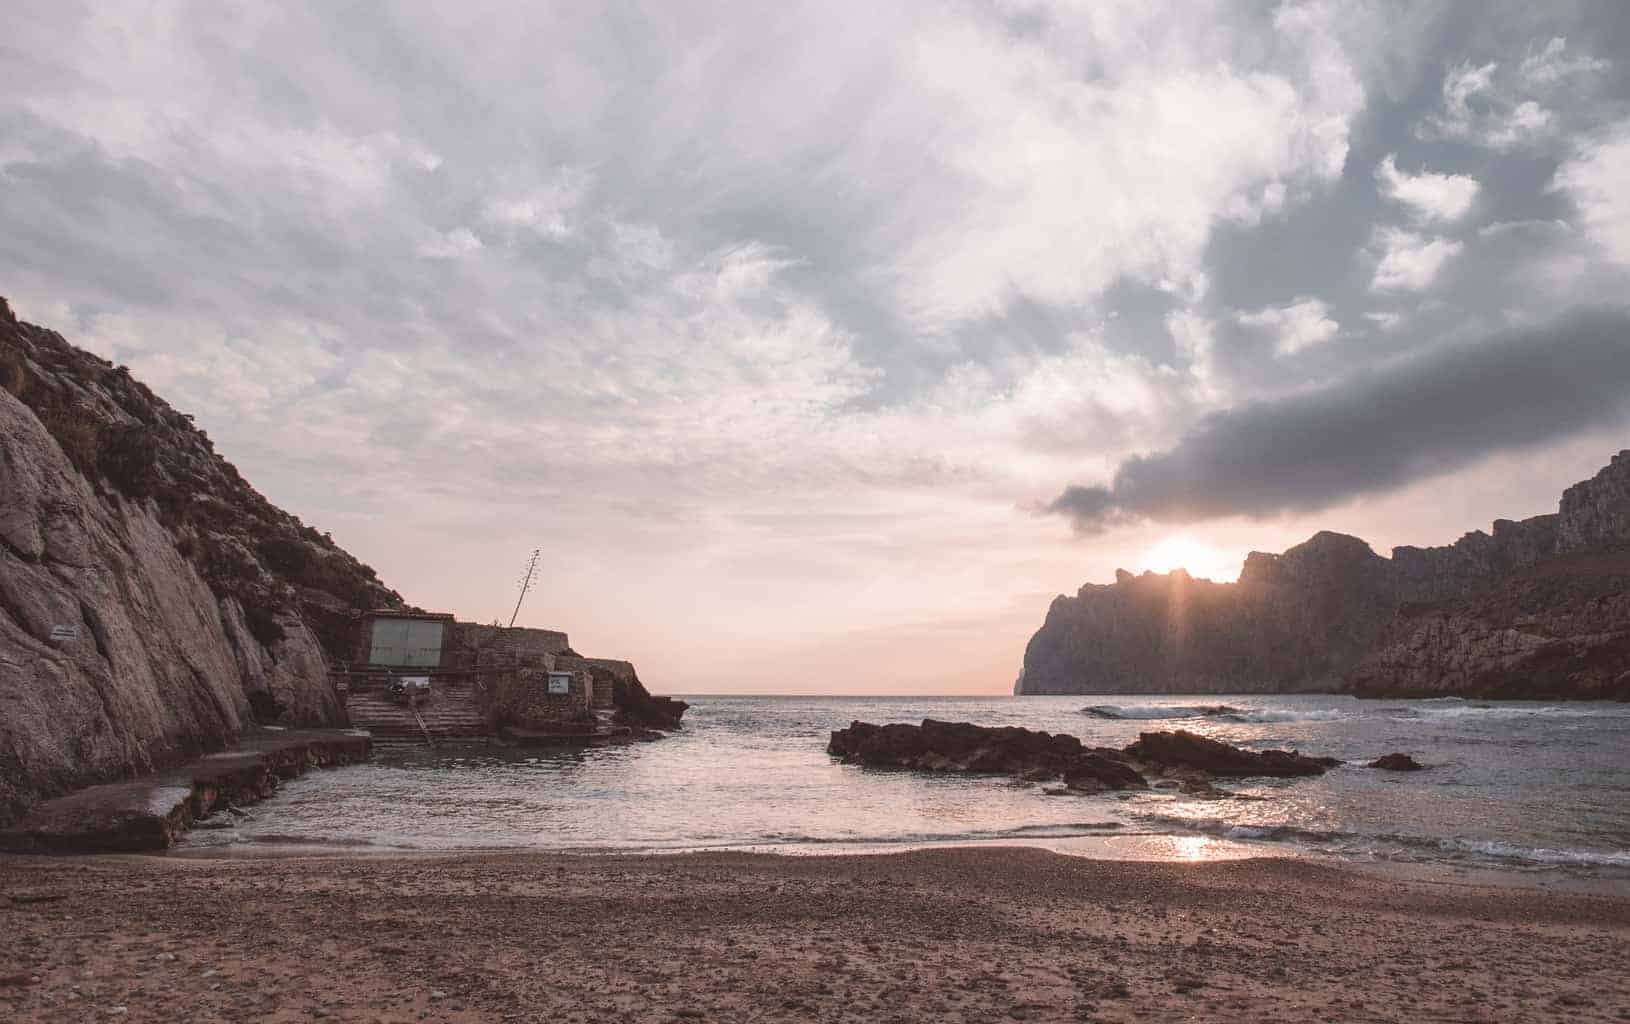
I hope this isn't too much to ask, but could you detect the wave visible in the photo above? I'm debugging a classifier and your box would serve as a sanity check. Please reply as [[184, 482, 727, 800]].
[[591, 821, 1136, 855], [1082, 704, 1243, 720], [1217, 709, 1349, 723], [1082, 703, 1350, 724], [1131, 812, 1630, 869], [1411, 704, 1603, 720], [1436, 837, 1630, 867], [1084, 701, 1622, 725]]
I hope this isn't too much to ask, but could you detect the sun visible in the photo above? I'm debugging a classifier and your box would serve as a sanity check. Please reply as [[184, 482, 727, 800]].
[[1136, 534, 1236, 581]]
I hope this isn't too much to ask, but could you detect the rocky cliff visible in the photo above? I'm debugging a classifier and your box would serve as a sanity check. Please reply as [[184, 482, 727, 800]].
[[1018, 451, 1630, 699], [0, 296, 403, 823]]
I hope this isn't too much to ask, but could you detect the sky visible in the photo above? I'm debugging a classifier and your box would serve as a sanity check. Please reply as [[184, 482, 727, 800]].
[[4, 1, 1630, 695]]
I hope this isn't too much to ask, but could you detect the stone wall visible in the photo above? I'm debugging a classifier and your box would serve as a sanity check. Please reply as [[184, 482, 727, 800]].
[[445, 622, 571, 670], [490, 666, 595, 731], [554, 655, 635, 709]]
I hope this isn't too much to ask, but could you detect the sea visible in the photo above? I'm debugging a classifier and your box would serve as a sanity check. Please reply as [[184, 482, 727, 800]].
[[180, 695, 1630, 882]]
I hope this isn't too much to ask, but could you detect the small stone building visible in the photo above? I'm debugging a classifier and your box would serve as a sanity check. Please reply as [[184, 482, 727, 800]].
[[349, 610, 610, 736]]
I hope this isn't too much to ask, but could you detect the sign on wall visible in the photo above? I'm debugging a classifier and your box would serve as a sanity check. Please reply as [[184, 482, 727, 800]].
[[546, 672, 572, 695]]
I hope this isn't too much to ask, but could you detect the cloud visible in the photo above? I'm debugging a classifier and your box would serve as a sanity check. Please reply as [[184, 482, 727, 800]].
[[481, 170, 588, 240], [1371, 228, 1462, 291], [1422, 37, 1609, 149], [1165, 309, 1220, 396], [416, 227, 483, 260], [1048, 308, 1630, 531], [882, 2, 1364, 326], [1553, 118, 1630, 266], [1426, 61, 1544, 148], [1375, 154, 1479, 222], [1236, 297, 1340, 356], [1520, 37, 1610, 87]]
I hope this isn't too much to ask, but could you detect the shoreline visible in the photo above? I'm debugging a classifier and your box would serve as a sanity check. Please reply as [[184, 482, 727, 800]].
[[163, 833, 1630, 898], [5, 845, 1628, 1022]]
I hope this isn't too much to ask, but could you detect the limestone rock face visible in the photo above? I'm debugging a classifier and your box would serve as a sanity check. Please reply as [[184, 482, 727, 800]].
[[1349, 552, 1630, 699], [0, 298, 401, 823], [1019, 532, 1400, 695], [1558, 452, 1630, 554], [1018, 451, 1630, 699]]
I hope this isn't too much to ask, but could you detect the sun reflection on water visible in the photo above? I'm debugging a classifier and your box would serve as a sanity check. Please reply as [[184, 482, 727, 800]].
[[1170, 835, 1217, 861]]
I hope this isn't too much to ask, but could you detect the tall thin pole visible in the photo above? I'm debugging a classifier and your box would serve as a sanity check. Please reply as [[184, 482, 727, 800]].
[[508, 548, 541, 628]]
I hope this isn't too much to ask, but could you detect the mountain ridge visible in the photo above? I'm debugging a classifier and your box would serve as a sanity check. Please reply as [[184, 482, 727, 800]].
[[1017, 451, 1630, 699]]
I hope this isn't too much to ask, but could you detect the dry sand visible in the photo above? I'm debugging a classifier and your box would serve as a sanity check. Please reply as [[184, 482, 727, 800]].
[[2, 847, 1628, 1022]]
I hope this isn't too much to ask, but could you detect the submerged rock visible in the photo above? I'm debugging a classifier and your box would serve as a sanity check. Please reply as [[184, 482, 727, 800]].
[[1063, 754, 1148, 793], [1122, 729, 1340, 778], [1369, 753, 1426, 771]]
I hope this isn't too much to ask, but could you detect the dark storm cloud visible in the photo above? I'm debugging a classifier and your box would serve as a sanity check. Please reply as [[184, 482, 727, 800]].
[[1049, 308, 1630, 531], [1185, 2, 1630, 402]]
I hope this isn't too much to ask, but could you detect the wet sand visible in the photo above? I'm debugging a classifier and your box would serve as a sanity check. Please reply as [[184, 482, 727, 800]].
[[3, 847, 1628, 1023]]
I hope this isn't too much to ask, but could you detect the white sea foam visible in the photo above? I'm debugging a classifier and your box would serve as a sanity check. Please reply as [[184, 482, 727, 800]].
[[1083, 703, 1355, 723], [1412, 704, 1605, 720], [1137, 811, 1630, 870], [1218, 708, 1349, 723], [1440, 837, 1630, 867], [1082, 704, 1241, 720]]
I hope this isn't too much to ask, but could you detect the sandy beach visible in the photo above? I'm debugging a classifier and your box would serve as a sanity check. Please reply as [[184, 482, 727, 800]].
[[3, 847, 1628, 1023]]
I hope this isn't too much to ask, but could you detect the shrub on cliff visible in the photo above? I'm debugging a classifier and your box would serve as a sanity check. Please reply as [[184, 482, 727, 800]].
[[96, 424, 161, 497], [258, 535, 314, 577], [1, 348, 25, 397], [38, 406, 101, 476]]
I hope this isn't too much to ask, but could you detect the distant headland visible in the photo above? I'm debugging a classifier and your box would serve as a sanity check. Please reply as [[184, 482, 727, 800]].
[[1018, 451, 1630, 700]]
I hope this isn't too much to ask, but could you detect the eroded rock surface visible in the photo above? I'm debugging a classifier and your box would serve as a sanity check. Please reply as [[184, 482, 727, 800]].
[[1349, 551, 1630, 700], [1123, 729, 1339, 778]]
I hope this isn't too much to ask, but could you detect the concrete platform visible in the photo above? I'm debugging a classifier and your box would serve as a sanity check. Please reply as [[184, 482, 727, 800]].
[[0, 729, 371, 854]]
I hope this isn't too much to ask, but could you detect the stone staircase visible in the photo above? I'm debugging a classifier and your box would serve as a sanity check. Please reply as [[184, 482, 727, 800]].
[[343, 681, 491, 746]]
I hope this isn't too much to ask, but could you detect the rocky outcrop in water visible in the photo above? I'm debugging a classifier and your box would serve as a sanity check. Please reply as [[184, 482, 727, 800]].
[[827, 719, 1339, 793], [611, 675, 689, 731], [566, 659, 688, 730], [0, 297, 401, 823], [1369, 753, 1425, 771], [1122, 729, 1339, 777], [1018, 452, 1630, 700], [828, 718, 1133, 782]]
